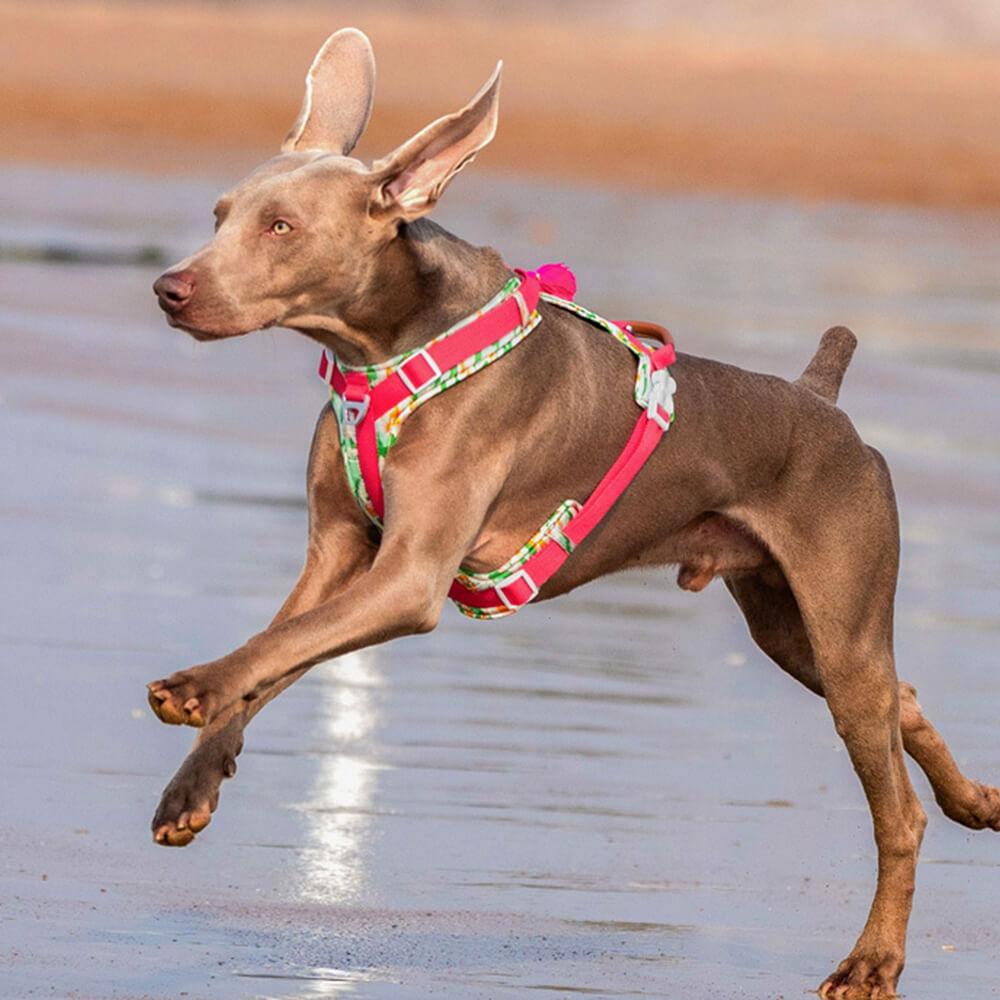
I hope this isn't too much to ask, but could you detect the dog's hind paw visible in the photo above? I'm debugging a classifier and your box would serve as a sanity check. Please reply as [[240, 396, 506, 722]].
[[819, 949, 902, 999], [939, 780, 1000, 831]]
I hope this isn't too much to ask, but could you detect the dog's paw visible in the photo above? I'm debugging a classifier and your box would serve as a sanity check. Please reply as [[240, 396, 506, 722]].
[[151, 732, 240, 847], [148, 672, 209, 726], [147, 667, 230, 727], [938, 780, 1000, 831], [819, 949, 902, 999]]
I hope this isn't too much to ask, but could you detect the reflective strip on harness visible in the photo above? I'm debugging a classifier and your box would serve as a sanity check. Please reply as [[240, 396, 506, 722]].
[[320, 263, 677, 619]]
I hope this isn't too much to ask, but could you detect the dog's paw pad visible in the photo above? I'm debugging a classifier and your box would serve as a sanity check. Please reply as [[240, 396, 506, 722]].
[[147, 675, 212, 727]]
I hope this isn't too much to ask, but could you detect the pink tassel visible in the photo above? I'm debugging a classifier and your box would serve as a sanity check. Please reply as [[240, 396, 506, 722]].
[[533, 262, 576, 300]]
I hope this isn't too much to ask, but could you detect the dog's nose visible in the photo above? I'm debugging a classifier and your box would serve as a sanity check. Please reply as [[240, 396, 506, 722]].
[[154, 270, 195, 313]]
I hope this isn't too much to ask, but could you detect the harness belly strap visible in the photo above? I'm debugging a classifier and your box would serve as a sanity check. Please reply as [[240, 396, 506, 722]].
[[320, 263, 677, 620]]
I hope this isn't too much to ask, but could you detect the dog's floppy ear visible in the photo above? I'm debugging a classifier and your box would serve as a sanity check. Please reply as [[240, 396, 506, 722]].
[[369, 63, 501, 221], [282, 28, 375, 155]]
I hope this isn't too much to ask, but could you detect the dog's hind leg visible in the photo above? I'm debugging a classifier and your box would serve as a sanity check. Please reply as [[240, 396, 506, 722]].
[[797, 595, 923, 995], [727, 573, 1000, 828], [730, 437, 928, 998], [786, 559, 919, 992], [898, 683, 1000, 831], [725, 570, 823, 695]]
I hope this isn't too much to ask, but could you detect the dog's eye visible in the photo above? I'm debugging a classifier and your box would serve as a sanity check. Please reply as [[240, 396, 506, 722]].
[[270, 220, 293, 236]]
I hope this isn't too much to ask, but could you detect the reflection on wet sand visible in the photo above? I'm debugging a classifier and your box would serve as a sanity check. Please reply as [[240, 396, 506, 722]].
[[238, 967, 372, 997], [296, 650, 385, 905]]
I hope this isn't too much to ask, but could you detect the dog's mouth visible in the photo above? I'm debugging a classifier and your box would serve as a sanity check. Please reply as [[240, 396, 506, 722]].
[[167, 313, 275, 343], [165, 313, 230, 340], [165, 313, 276, 341], [154, 276, 282, 340]]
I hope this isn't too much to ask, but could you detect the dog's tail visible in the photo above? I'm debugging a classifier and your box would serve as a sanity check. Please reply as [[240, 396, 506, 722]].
[[796, 326, 857, 404]]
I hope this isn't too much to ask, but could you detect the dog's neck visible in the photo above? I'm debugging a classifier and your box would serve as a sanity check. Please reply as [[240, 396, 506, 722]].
[[290, 219, 510, 366]]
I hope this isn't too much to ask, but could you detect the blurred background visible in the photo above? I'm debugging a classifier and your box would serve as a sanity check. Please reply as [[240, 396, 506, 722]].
[[4, 0, 1000, 204], [1, 2, 998, 999]]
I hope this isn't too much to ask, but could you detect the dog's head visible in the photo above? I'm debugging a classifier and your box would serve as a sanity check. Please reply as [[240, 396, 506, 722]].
[[153, 28, 501, 342]]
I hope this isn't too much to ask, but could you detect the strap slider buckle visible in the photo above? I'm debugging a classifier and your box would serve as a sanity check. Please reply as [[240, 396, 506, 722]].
[[645, 367, 677, 432], [398, 348, 442, 394], [496, 569, 540, 612], [318, 349, 335, 384]]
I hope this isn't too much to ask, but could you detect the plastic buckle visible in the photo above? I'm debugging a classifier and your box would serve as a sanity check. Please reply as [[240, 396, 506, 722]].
[[645, 367, 677, 432], [398, 349, 442, 394], [341, 394, 370, 427], [496, 569, 539, 612]]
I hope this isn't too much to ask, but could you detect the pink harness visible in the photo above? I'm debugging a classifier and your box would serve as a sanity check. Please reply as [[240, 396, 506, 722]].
[[319, 264, 677, 618]]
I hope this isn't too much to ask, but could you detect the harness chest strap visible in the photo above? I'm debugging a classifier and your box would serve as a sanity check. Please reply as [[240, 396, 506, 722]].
[[319, 264, 677, 617]]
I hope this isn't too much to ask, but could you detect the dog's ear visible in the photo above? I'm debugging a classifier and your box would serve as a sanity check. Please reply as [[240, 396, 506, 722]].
[[369, 63, 501, 221], [282, 28, 375, 156]]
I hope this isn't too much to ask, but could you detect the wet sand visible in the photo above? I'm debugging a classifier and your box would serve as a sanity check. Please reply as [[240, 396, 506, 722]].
[[2, 0, 1000, 207], [1, 161, 999, 997]]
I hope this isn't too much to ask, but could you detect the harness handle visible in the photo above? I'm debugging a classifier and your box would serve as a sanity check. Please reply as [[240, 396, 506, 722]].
[[619, 320, 674, 348]]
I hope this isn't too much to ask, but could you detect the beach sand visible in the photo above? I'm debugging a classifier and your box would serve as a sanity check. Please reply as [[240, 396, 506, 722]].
[[1, 0, 1000, 207]]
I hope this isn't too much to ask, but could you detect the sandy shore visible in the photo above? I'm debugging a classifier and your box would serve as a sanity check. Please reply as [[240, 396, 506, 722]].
[[2, 0, 1000, 207]]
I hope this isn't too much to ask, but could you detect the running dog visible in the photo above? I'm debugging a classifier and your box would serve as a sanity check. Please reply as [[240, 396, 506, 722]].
[[149, 29, 1000, 998]]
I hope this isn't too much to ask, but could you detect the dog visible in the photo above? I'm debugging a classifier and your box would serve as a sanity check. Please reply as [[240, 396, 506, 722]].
[[148, 28, 999, 998]]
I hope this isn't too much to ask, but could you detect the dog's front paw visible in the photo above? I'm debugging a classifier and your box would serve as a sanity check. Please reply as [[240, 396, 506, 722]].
[[819, 947, 902, 999], [147, 658, 252, 727], [151, 724, 242, 846], [147, 669, 216, 726]]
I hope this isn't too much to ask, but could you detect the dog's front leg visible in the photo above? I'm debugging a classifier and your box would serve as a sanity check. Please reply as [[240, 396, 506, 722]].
[[149, 516, 375, 845], [148, 405, 377, 725], [146, 538, 454, 736], [150, 406, 383, 843], [147, 431, 497, 732], [150, 659, 323, 845], [146, 419, 504, 845]]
